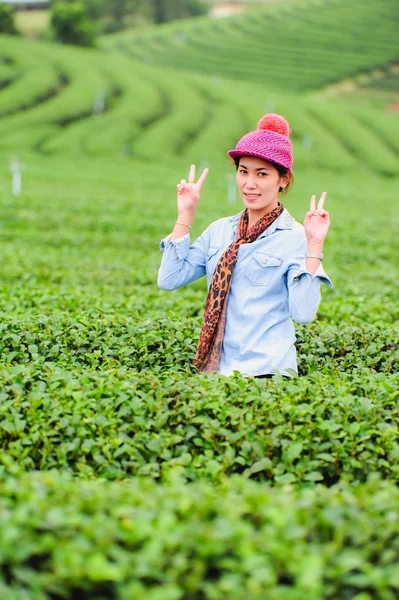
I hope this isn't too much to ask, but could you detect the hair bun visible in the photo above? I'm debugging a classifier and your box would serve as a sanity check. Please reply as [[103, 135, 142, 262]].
[[257, 113, 290, 138]]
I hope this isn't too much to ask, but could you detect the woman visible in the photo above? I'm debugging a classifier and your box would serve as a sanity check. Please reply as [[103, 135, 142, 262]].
[[158, 114, 332, 377]]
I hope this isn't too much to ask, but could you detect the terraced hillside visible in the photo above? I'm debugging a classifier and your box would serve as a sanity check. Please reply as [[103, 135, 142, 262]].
[[1, 35, 398, 176], [105, 0, 399, 92]]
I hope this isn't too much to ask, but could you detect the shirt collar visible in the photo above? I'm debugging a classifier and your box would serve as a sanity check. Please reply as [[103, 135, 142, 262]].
[[229, 208, 295, 237]]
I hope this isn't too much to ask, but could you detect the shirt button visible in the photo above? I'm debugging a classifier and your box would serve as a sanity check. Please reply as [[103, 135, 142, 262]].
[[263, 258, 268, 264]]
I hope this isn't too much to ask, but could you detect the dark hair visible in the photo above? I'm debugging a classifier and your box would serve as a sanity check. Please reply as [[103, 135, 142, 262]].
[[234, 156, 293, 195]]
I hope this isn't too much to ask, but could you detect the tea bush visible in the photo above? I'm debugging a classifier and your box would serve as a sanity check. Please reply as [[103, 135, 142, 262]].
[[0, 353, 398, 484], [1, 472, 399, 599], [0, 314, 397, 375]]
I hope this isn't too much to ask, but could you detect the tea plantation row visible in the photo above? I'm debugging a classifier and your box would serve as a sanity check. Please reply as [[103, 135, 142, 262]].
[[107, 0, 399, 91], [1, 36, 398, 175], [1, 358, 398, 484]]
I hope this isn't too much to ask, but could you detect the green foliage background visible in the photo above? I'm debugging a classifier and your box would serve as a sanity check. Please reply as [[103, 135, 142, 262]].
[[50, 1, 97, 46], [0, 0, 398, 596], [0, 4, 18, 35], [53, 0, 209, 35]]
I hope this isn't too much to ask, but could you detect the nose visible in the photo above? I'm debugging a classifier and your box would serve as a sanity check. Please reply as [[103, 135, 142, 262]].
[[245, 178, 257, 189], [245, 176, 257, 190]]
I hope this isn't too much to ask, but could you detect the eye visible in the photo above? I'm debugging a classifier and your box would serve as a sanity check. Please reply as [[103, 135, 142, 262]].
[[239, 169, 247, 175], [258, 172, 267, 177]]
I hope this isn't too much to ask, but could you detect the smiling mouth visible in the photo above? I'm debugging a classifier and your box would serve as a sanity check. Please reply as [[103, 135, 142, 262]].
[[244, 193, 261, 200]]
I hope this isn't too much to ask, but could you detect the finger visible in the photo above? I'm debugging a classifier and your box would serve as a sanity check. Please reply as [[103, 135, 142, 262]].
[[313, 210, 329, 220], [181, 179, 187, 185], [310, 195, 316, 212], [317, 191, 327, 210], [197, 168, 209, 189], [188, 164, 196, 183]]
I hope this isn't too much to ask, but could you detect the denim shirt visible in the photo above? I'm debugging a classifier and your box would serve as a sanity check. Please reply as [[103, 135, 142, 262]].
[[158, 208, 332, 377]]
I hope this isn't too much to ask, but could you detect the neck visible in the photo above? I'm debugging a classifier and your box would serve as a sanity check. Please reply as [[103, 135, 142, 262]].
[[247, 200, 279, 229]]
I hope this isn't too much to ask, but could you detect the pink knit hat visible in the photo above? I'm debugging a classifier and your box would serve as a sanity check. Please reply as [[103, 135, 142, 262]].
[[228, 113, 293, 172]]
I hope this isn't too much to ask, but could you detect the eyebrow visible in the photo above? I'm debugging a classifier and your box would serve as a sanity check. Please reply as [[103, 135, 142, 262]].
[[239, 164, 269, 171]]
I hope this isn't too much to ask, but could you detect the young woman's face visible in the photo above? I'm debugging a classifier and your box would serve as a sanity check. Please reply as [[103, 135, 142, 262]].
[[236, 156, 288, 213]]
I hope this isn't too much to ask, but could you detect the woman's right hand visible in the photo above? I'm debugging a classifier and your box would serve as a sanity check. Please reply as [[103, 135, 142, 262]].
[[177, 164, 209, 218]]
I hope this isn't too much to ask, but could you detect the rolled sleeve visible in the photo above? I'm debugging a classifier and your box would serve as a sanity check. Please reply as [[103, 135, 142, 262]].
[[158, 229, 209, 291], [159, 234, 190, 260], [288, 242, 333, 324], [292, 259, 333, 288]]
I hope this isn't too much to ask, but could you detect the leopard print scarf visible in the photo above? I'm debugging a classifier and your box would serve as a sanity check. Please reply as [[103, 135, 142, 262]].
[[193, 203, 284, 373]]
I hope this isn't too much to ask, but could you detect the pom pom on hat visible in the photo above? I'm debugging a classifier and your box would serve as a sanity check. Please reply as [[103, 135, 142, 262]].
[[257, 113, 290, 138]]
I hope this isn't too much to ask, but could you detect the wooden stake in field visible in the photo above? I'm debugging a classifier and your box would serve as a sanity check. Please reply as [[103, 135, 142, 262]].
[[227, 174, 236, 205], [93, 90, 106, 116], [303, 134, 313, 149], [10, 158, 22, 196]]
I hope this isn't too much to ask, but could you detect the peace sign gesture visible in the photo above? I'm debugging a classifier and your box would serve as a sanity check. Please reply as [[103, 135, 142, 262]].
[[304, 192, 330, 245], [177, 164, 209, 217]]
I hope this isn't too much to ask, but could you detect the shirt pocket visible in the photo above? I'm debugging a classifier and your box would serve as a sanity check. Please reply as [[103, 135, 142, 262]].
[[206, 246, 222, 276], [245, 252, 283, 286]]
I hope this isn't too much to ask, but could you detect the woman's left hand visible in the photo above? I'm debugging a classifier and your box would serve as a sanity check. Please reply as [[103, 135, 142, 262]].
[[304, 192, 330, 244]]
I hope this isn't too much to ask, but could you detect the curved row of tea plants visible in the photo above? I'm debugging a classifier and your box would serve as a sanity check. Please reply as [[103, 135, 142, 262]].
[[0, 37, 115, 151], [106, 0, 399, 92], [0, 35, 397, 174], [0, 37, 61, 118]]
